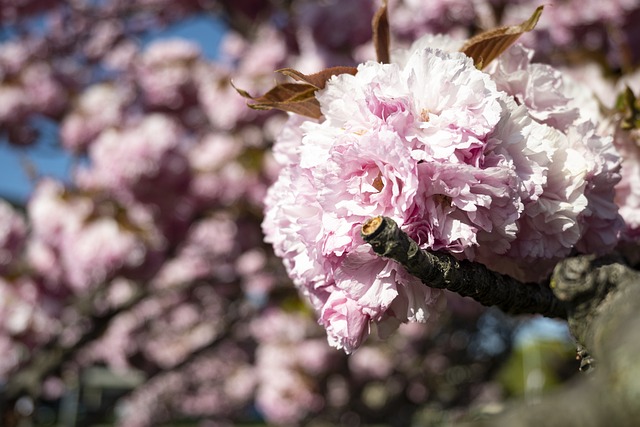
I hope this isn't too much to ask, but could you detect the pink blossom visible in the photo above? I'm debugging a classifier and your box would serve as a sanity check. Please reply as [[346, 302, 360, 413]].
[[60, 82, 134, 152], [0, 39, 33, 75], [60, 217, 147, 292], [152, 215, 238, 288], [502, 0, 640, 48], [0, 55, 66, 124], [265, 48, 519, 350], [0, 84, 27, 123], [196, 63, 252, 130], [348, 346, 394, 380], [296, 0, 375, 51], [479, 104, 593, 281], [0, 278, 38, 335], [320, 291, 370, 351], [262, 155, 328, 296], [485, 44, 582, 131], [78, 310, 137, 371], [136, 38, 201, 109], [83, 19, 124, 59], [410, 161, 521, 256], [252, 308, 332, 424], [0, 276, 60, 352], [75, 114, 191, 205], [25, 240, 65, 288], [406, 38, 622, 277], [198, 26, 288, 130], [26, 179, 166, 292], [102, 40, 139, 71], [295, 338, 339, 375], [391, 33, 465, 66], [187, 132, 247, 207], [20, 62, 67, 117], [569, 122, 623, 253], [28, 179, 94, 247], [143, 303, 219, 368], [234, 25, 287, 78], [390, 0, 478, 40], [484, 50, 623, 278], [255, 363, 323, 425]]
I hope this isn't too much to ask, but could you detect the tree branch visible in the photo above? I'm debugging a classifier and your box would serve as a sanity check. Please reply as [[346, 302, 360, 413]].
[[361, 216, 567, 319], [456, 254, 640, 427]]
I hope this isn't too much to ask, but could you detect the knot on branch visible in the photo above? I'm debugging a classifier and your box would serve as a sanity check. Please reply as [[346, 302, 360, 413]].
[[551, 254, 626, 302], [550, 253, 638, 355]]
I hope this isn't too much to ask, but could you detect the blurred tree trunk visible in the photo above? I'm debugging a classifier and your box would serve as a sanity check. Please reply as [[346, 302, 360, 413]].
[[462, 253, 640, 427], [362, 217, 640, 427]]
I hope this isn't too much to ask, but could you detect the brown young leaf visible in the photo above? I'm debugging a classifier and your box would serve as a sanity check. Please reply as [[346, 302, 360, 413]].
[[232, 81, 322, 119], [460, 5, 544, 69], [616, 85, 640, 131], [372, 0, 390, 64], [234, 66, 360, 119], [277, 66, 358, 89]]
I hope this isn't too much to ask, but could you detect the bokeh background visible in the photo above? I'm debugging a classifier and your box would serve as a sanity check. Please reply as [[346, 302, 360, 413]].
[[1, 1, 639, 426]]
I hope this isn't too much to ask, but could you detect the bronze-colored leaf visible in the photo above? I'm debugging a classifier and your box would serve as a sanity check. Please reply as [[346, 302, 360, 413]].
[[233, 65, 360, 119], [232, 81, 322, 119], [460, 6, 544, 69], [277, 66, 358, 89], [616, 85, 640, 131], [372, 0, 390, 64]]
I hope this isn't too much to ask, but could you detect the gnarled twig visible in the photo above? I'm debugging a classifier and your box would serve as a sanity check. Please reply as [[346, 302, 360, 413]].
[[361, 216, 567, 319]]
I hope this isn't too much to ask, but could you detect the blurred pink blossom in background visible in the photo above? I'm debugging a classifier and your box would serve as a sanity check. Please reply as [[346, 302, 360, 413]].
[[0, 0, 639, 426]]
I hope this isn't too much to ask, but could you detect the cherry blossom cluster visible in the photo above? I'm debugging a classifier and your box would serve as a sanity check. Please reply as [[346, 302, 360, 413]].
[[263, 33, 624, 352]]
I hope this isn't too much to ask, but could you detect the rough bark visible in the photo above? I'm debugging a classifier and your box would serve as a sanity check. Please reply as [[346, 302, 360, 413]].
[[361, 216, 567, 319], [360, 216, 640, 427], [458, 254, 640, 427]]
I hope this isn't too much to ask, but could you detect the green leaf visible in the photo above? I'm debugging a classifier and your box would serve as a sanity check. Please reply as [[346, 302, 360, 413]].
[[460, 6, 544, 69]]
